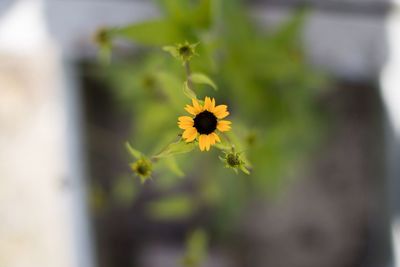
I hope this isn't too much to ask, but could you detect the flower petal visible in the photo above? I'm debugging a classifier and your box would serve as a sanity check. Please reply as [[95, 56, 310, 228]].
[[178, 116, 194, 129], [217, 120, 232, 132], [183, 127, 198, 142], [185, 131, 198, 142], [213, 105, 229, 118], [208, 133, 216, 145], [192, 98, 203, 113], [184, 105, 198, 115], [178, 116, 193, 123], [204, 97, 213, 111], [183, 127, 197, 139], [204, 134, 211, 151], [178, 121, 193, 126], [211, 132, 221, 143], [178, 122, 193, 129], [205, 97, 216, 112], [216, 111, 229, 119], [199, 134, 207, 151]]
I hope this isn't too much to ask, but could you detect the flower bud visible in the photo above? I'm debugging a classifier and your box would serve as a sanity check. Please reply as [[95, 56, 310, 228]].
[[220, 150, 250, 175], [130, 158, 152, 183], [163, 41, 198, 63], [94, 27, 111, 47], [226, 153, 241, 167]]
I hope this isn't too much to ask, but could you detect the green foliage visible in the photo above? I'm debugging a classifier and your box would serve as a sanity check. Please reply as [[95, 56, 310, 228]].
[[164, 157, 185, 177], [111, 175, 137, 206], [114, 20, 183, 45], [190, 72, 217, 90], [94, 0, 327, 250], [219, 149, 250, 175], [89, 182, 108, 214], [181, 229, 208, 267], [126, 142, 142, 159], [147, 194, 195, 220], [126, 143, 153, 183], [183, 80, 197, 99], [163, 41, 199, 63], [153, 139, 197, 159], [94, 27, 112, 64], [130, 158, 153, 183]]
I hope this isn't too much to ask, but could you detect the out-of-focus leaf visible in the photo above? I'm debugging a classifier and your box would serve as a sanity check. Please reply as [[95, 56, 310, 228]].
[[153, 139, 196, 159], [147, 195, 195, 220], [213, 132, 233, 151], [240, 165, 250, 175], [134, 103, 177, 152], [162, 45, 179, 58], [113, 20, 183, 45], [191, 0, 212, 28], [183, 81, 197, 100], [154, 71, 186, 108], [98, 45, 112, 65], [181, 228, 208, 267], [157, 0, 211, 29], [200, 178, 221, 204], [190, 72, 217, 90], [214, 142, 231, 151], [111, 175, 137, 206], [126, 142, 142, 159], [271, 8, 308, 49], [89, 183, 107, 214], [165, 157, 185, 177], [157, 0, 191, 19]]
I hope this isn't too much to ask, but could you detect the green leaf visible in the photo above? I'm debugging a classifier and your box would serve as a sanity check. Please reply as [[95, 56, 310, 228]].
[[154, 71, 186, 108], [183, 81, 197, 100], [157, 0, 211, 29], [272, 8, 308, 49], [181, 229, 208, 267], [111, 175, 137, 205], [190, 0, 212, 28], [165, 157, 185, 177], [240, 165, 251, 175], [190, 72, 217, 90], [200, 178, 221, 204], [153, 139, 196, 159], [162, 45, 179, 58], [113, 20, 183, 45], [126, 142, 142, 159], [213, 133, 231, 151], [157, 0, 191, 18], [90, 183, 107, 213], [187, 229, 207, 257], [147, 195, 195, 220], [98, 45, 112, 65]]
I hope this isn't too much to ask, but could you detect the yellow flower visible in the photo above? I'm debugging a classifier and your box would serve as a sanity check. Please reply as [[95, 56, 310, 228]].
[[178, 97, 231, 151]]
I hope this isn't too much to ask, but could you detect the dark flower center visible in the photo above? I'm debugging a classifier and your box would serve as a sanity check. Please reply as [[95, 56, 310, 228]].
[[179, 46, 190, 56], [137, 165, 148, 175], [227, 153, 240, 167], [194, 111, 217, 134]]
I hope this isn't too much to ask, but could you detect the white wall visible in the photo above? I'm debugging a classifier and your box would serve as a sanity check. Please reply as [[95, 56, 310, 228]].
[[0, 1, 94, 267]]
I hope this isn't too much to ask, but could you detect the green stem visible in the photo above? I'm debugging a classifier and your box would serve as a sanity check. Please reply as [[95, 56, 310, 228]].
[[151, 136, 185, 161], [184, 61, 194, 91], [222, 132, 234, 149]]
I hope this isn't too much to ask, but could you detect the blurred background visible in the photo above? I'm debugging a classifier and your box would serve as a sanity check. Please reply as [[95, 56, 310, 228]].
[[0, 0, 399, 267]]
